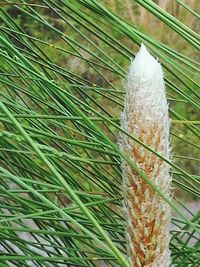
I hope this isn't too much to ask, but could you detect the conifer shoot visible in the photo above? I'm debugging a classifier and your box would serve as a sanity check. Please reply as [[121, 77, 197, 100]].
[[120, 44, 171, 267]]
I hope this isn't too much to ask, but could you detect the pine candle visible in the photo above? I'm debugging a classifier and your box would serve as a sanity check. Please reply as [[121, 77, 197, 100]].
[[120, 44, 171, 267]]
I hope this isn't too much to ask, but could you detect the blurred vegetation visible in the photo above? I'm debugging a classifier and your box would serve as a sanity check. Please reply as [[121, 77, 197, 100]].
[[4, 0, 199, 182]]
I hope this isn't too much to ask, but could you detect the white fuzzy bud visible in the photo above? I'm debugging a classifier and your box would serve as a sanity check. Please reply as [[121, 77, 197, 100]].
[[120, 44, 172, 267]]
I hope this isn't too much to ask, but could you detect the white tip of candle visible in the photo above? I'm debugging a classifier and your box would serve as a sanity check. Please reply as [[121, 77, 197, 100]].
[[129, 44, 163, 82]]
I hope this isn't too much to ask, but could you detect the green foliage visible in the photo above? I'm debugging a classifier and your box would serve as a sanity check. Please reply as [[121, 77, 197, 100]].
[[0, 1, 199, 266]]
